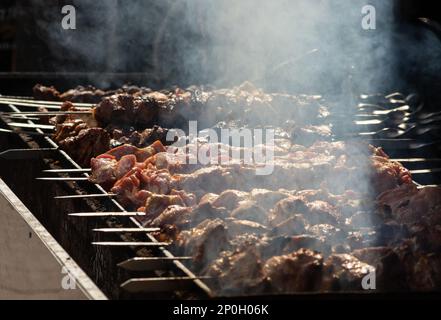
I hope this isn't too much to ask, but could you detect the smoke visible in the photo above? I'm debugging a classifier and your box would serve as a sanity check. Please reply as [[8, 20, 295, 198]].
[[23, 0, 403, 94]]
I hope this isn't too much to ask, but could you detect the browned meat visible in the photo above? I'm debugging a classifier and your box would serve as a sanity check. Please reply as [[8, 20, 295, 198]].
[[393, 241, 441, 291], [321, 254, 375, 291], [112, 125, 171, 148], [230, 201, 267, 223], [176, 219, 230, 268], [33, 84, 111, 103], [377, 184, 441, 227], [58, 127, 111, 167], [352, 247, 407, 291], [260, 235, 331, 259], [60, 85, 106, 103], [150, 205, 192, 228], [204, 246, 266, 295], [269, 196, 340, 226], [263, 249, 324, 292], [225, 218, 269, 237], [94, 94, 159, 127], [33, 84, 61, 101], [270, 215, 308, 236]]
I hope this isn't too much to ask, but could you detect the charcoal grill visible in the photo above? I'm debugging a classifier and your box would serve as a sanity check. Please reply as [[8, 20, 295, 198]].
[[0, 91, 440, 299]]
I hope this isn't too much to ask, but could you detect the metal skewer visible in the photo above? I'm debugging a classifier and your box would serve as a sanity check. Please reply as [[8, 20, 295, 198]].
[[0, 148, 58, 160], [0, 128, 45, 136], [92, 242, 169, 247], [36, 177, 89, 181], [6, 122, 55, 130], [69, 212, 146, 217], [93, 227, 160, 233], [117, 257, 192, 272], [0, 97, 94, 108], [43, 168, 91, 173], [55, 193, 117, 199], [1, 111, 93, 116], [121, 277, 210, 293]]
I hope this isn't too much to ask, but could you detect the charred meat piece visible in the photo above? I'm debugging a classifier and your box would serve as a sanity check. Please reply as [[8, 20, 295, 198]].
[[263, 249, 324, 293], [321, 254, 375, 291], [225, 218, 269, 237], [112, 125, 172, 148], [204, 246, 266, 295], [33, 84, 61, 101], [352, 247, 407, 291], [260, 234, 331, 259], [230, 201, 267, 224], [377, 184, 441, 227], [94, 94, 159, 127], [60, 85, 106, 103], [270, 215, 308, 236], [58, 127, 111, 167], [176, 219, 230, 269]]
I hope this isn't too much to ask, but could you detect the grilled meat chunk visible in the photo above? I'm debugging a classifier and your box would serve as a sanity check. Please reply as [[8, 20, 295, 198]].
[[204, 246, 266, 295], [176, 219, 230, 268], [321, 254, 375, 291], [263, 249, 324, 292], [58, 127, 111, 167]]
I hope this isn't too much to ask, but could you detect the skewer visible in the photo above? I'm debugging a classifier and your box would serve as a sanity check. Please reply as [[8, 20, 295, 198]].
[[92, 242, 169, 247], [55, 193, 117, 199], [1, 111, 93, 116], [93, 227, 160, 233], [121, 277, 210, 293], [117, 257, 192, 272], [69, 212, 145, 217], [0, 148, 58, 160], [6, 122, 55, 130], [0, 97, 94, 108], [391, 158, 441, 163], [36, 177, 89, 181], [0, 128, 45, 136], [43, 168, 91, 173], [409, 168, 441, 174], [1, 115, 41, 121], [0, 101, 92, 110]]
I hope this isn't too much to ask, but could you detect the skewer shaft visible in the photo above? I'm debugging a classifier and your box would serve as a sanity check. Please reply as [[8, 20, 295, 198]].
[[36, 177, 89, 181], [69, 212, 145, 217], [118, 257, 192, 271], [1, 111, 92, 116], [93, 227, 159, 232], [43, 168, 91, 173], [0, 97, 93, 107], [92, 242, 169, 247], [6, 122, 54, 130], [55, 193, 116, 199]]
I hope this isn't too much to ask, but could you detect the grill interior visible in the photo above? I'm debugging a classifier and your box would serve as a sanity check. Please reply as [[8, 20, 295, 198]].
[[1, 89, 440, 299]]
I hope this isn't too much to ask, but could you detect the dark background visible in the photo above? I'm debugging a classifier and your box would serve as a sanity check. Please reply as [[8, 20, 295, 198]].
[[1, 0, 441, 101]]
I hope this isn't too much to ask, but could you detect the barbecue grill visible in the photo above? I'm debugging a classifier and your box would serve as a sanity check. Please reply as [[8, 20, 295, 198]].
[[1, 88, 440, 299], [2, 0, 441, 301]]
